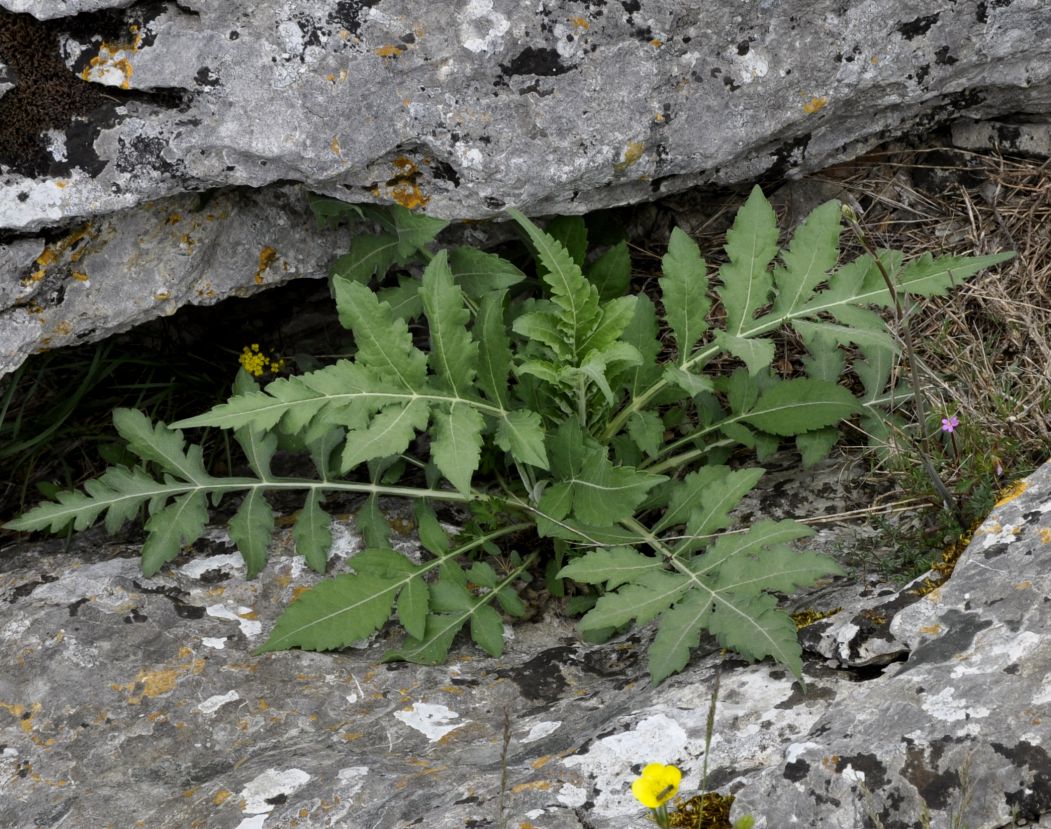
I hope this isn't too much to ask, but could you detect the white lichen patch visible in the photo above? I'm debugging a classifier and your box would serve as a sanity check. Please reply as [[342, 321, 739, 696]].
[[458, 0, 510, 54], [196, 690, 240, 714], [920, 687, 990, 723], [393, 702, 468, 741], [233, 815, 268, 829], [785, 742, 821, 763], [179, 553, 243, 580], [557, 783, 587, 807], [206, 604, 262, 638], [336, 766, 369, 798], [521, 721, 562, 743], [240, 767, 311, 814], [201, 637, 228, 650], [735, 49, 770, 83], [563, 713, 690, 815]]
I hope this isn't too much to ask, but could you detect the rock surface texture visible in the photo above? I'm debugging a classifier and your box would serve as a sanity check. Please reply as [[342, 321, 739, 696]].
[[1, 460, 1049, 829], [1, 0, 1051, 373]]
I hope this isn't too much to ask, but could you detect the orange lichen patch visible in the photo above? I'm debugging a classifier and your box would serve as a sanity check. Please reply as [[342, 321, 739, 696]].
[[111, 655, 205, 705], [531, 755, 556, 770], [23, 224, 97, 285], [182, 788, 197, 798], [255, 246, 278, 284], [803, 96, 829, 114], [35, 247, 57, 267], [389, 179, 429, 209], [154, 291, 171, 301], [654, 112, 665, 123], [0, 701, 42, 732], [338, 28, 351, 40], [870, 55, 879, 64], [341, 731, 364, 741], [919, 624, 942, 635], [1015, 580, 1033, 590], [50, 321, 72, 336], [238, 610, 259, 621], [375, 44, 404, 58], [511, 780, 552, 794], [166, 212, 183, 225], [70, 271, 89, 282], [325, 72, 336, 82], [79, 24, 144, 90], [330, 136, 342, 156], [570, 16, 589, 30], [613, 140, 645, 172], [995, 480, 1027, 507], [1040, 528, 1051, 544], [792, 607, 842, 629], [650, 38, 663, 48], [54, 179, 67, 189], [290, 586, 311, 601], [212, 789, 232, 806], [520, 824, 540, 829]]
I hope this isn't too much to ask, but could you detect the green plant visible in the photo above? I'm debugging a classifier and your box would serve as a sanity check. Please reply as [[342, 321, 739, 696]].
[[5, 189, 1011, 684]]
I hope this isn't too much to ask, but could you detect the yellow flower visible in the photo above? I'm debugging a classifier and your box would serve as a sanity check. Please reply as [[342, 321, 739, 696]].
[[632, 763, 681, 809]]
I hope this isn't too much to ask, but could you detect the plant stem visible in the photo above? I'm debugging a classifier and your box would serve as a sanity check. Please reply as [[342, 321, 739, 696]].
[[842, 209, 963, 523]]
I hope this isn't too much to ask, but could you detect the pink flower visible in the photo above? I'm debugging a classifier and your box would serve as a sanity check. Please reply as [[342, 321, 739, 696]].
[[941, 415, 959, 433]]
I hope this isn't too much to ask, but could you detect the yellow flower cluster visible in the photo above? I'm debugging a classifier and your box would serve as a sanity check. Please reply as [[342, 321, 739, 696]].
[[239, 343, 286, 377]]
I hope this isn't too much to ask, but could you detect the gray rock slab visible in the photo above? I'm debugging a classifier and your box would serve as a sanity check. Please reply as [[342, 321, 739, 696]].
[[953, 117, 1051, 157], [0, 184, 352, 376], [2, 0, 1051, 234], [2, 459, 1049, 828], [0, 57, 12, 98], [0, 0, 135, 18]]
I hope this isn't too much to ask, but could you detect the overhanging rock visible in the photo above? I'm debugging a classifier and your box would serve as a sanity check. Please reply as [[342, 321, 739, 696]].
[[2, 0, 1050, 374]]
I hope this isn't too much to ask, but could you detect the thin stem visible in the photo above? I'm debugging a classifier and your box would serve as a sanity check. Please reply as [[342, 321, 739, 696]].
[[642, 439, 735, 476]]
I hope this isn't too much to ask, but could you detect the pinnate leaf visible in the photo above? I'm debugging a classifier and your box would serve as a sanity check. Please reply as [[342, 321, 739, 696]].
[[229, 489, 275, 578], [431, 403, 484, 494], [141, 491, 209, 576], [718, 186, 779, 335], [420, 251, 478, 396], [293, 490, 332, 574], [741, 379, 859, 436], [660, 227, 710, 362]]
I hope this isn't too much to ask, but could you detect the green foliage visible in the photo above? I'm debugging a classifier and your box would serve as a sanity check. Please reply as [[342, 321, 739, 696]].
[[6, 187, 1010, 685]]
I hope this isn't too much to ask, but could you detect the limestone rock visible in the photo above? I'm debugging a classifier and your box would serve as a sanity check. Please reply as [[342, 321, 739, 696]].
[[953, 117, 1051, 157], [2, 459, 1049, 828], [0, 0, 133, 18], [0, 185, 353, 376], [0, 57, 12, 97], [1, 0, 1050, 233]]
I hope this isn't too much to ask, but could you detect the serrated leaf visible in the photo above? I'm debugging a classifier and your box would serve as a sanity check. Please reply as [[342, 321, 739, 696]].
[[771, 199, 841, 316], [649, 590, 715, 684], [141, 490, 209, 576], [476, 290, 512, 408], [332, 234, 402, 284], [627, 410, 663, 458], [355, 494, 389, 548], [377, 277, 424, 321], [896, 251, 1013, 296], [470, 604, 505, 657], [509, 209, 602, 361], [802, 333, 845, 383], [579, 295, 637, 357], [718, 186, 779, 336], [725, 367, 760, 415], [692, 519, 814, 575], [619, 295, 662, 397], [855, 343, 896, 402], [113, 409, 208, 484], [497, 587, 526, 617], [714, 331, 775, 376], [652, 466, 730, 533], [257, 572, 400, 652], [432, 403, 484, 494], [5, 466, 189, 534], [579, 570, 689, 629], [796, 427, 840, 467], [718, 545, 844, 595], [228, 489, 275, 578], [513, 311, 566, 357], [541, 420, 666, 525], [707, 593, 803, 677], [466, 561, 498, 588], [351, 546, 419, 578], [333, 278, 428, 390], [398, 575, 429, 640], [341, 400, 430, 471], [680, 467, 766, 549], [495, 409, 549, 469], [588, 240, 630, 301], [309, 196, 362, 229], [557, 546, 661, 589], [234, 426, 277, 481], [792, 319, 896, 352], [430, 578, 474, 611], [421, 250, 478, 397], [448, 246, 525, 298], [364, 203, 449, 257], [294, 490, 332, 574], [544, 215, 588, 266], [660, 227, 710, 362], [741, 379, 859, 436], [414, 503, 449, 556], [383, 612, 468, 665], [662, 366, 715, 397]]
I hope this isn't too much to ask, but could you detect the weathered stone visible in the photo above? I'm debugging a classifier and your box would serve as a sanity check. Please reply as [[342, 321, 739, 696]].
[[0, 185, 353, 376], [0, 0, 133, 18], [2, 458, 1048, 828], [0, 57, 13, 97], [953, 117, 1051, 157], [1, 0, 1049, 233]]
